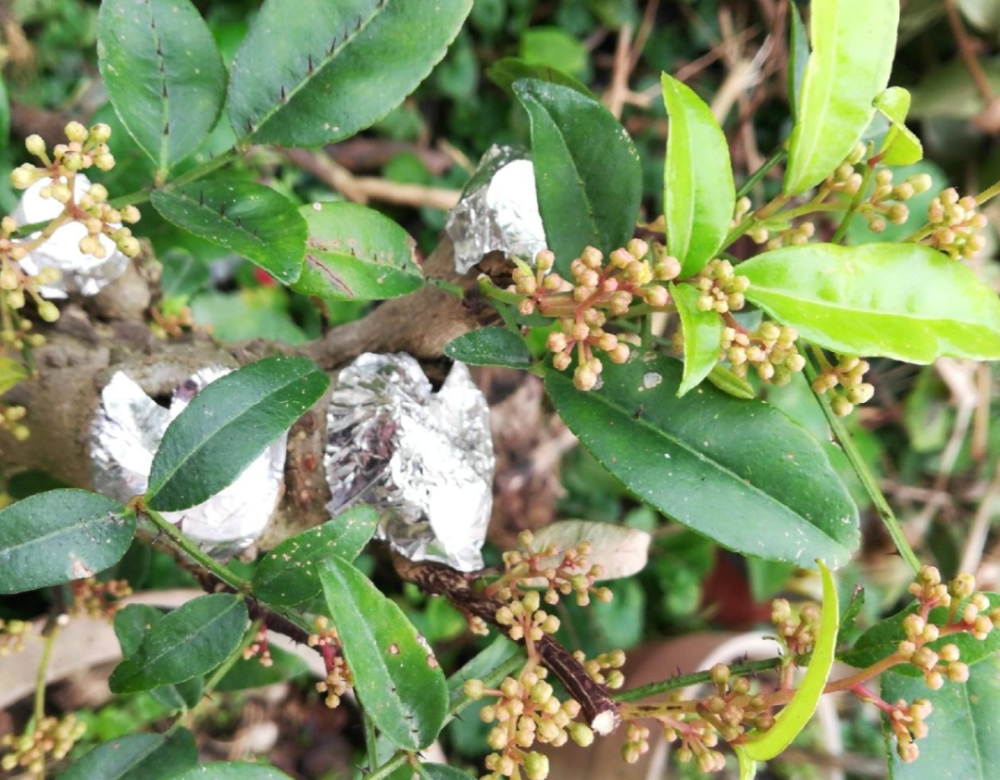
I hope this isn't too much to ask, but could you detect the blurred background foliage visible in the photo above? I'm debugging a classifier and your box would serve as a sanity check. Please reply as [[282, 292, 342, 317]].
[[1, 0, 1000, 778]]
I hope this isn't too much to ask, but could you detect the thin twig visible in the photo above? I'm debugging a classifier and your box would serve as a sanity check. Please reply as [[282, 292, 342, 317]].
[[604, 23, 634, 119], [958, 459, 1000, 577]]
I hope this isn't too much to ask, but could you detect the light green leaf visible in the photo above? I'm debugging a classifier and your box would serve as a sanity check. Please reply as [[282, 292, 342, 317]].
[[0, 356, 27, 395], [883, 652, 1000, 779], [0, 490, 133, 594], [740, 242, 1000, 362], [784, 0, 899, 194], [444, 328, 533, 369], [109, 594, 247, 694], [291, 202, 423, 302], [743, 560, 838, 760], [167, 763, 293, 779], [513, 79, 642, 274], [319, 556, 448, 749], [227, 0, 472, 146], [146, 356, 329, 511], [486, 58, 597, 100], [520, 27, 587, 77], [661, 74, 736, 275], [874, 87, 923, 166], [671, 282, 723, 396], [787, 1, 809, 116], [544, 354, 859, 567], [97, 0, 226, 173], [151, 182, 307, 285], [252, 506, 380, 606], [60, 729, 197, 780]]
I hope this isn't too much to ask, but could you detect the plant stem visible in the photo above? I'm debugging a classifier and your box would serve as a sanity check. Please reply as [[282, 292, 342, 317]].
[[32, 620, 62, 737], [614, 656, 784, 702], [804, 349, 921, 575], [142, 506, 249, 592], [736, 146, 788, 200], [426, 276, 465, 299], [364, 713, 379, 774], [109, 146, 242, 208], [367, 751, 409, 780], [830, 150, 875, 244]]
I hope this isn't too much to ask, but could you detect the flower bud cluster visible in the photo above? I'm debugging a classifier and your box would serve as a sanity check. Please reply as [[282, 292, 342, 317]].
[[0, 714, 86, 773], [810, 354, 874, 416], [69, 577, 131, 621], [1, 214, 57, 358], [859, 169, 931, 233], [0, 402, 31, 442], [692, 259, 750, 314], [719, 320, 804, 384], [243, 624, 274, 668], [621, 721, 651, 764], [495, 589, 562, 644], [513, 242, 679, 392], [12, 122, 116, 188], [465, 666, 593, 780], [925, 187, 988, 260], [574, 648, 626, 690], [308, 616, 353, 709], [0, 617, 31, 656], [749, 221, 815, 251], [885, 697, 933, 763], [771, 598, 819, 656]]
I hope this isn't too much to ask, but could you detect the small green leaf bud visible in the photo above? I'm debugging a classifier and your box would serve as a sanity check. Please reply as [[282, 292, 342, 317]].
[[37, 301, 60, 322]]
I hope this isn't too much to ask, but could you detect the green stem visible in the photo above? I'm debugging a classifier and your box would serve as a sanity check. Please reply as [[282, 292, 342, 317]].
[[804, 349, 921, 575], [142, 506, 249, 592], [364, 713, 379, 774], [641, 313, 653, 351], [478, 276, 524, 306], [367, 752, 410, 780], [109, 146, 242, 208], [735, 146, 788, 200], [830, 154, 875, 245], [614, 656, 784, 703], [32, 620, 61, 737], [426, 276, 465, 299]]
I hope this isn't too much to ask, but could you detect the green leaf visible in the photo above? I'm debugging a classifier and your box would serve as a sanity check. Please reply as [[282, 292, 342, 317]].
[[520, 27, 587, 78], [227, 0, 472, 146], [418, 764, 477, 780], [671, 282, 723, 396], [215, 644, 310, 692], [60, 728, 197, 780], [874, 87, 923, 166], [784, 0, 899, 195], [544, 355, 859, 567], [447, 636, 522, 706], [513, 79, 641, 274], [705, 363, 756, 399], [787, 1, 809, 116], [319, 556, 448, 749], [97, 0, 226, 173], [0, 490, 133, 594], [661, 74, 736, 276], [166, 763, 293, 780], [740, 242, 1000, 362], [883, 652, 1000, 779], [744, 560, 838, 760], [160, 248, 210, 300], [151, 182, 307, 285], [840, 592, 1000, 672], [530, 520, 650, 581], [486, 58, 597, 100], [146, 356, 329, 511], [252, 506, 380, 606], [109, 594, 247, 694], [291, 202, 423, 302], [444, 328, 533, 369], [0, 356, 27, 394], [113, 605, 205, 711]]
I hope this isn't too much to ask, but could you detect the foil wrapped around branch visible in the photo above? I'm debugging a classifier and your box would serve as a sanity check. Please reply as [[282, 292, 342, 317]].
[[90, 366, 287, 557], [325, 353, 494, 571], [445, 144, 547, 274]]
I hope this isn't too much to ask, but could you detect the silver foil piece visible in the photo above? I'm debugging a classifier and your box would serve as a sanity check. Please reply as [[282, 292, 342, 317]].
[[90, 366, 287, 557], [325, 353, 494, 571], [13, 174, 130, 298], [446, 144, 547, 274]]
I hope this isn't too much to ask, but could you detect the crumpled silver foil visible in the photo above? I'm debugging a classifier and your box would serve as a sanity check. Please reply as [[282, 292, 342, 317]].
[[13, 173, 130, 298], [325, 353, 494, 571], [90, 366, 287, 557], [445, 144, 547, 274]]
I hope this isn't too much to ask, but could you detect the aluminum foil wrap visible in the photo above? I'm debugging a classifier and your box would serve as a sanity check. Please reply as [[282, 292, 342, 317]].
[[90, 366, 287, 557], [13, 173, 130, 297], [445, 144, 547, 274], [325, 353, 494, 571]]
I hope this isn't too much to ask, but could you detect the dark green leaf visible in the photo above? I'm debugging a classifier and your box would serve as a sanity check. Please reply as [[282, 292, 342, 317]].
[[291, 202, 423, 302], [740, 243, 1000, 362], [227, 0, 472, 146], [841, 593, 1000, 672], [109, 594, 248, 694], [883, 653, 1000, 779], [151, 182, 307, 285], [514, 79, 641, 274], [0, 490, 133, 594], [544, 355, 859, 567], [447, 636, 522, 705], [418, 764, 477, 780], [671, 282, 723, 396], [252, 506, 380, 606], [146, 356, 329, 511], [319, 556, 448, 749], [444, 328, 533, 369], [97, 0, 226, 173], [59, 728, 197, 780], [705, 364, 756, 399], [215, 644, 310, 692], [160, 248, 210, 300], [661, 74, 736, 276], [486, 58, 596, 100], [784, 0, 898, 194], [166, 764, 293, 780], [839, 586, 866, 635]]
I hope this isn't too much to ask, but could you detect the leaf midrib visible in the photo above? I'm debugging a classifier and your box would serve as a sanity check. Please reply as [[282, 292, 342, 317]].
[[0, 511, 124, 563], [162, 191, 275, 252]]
